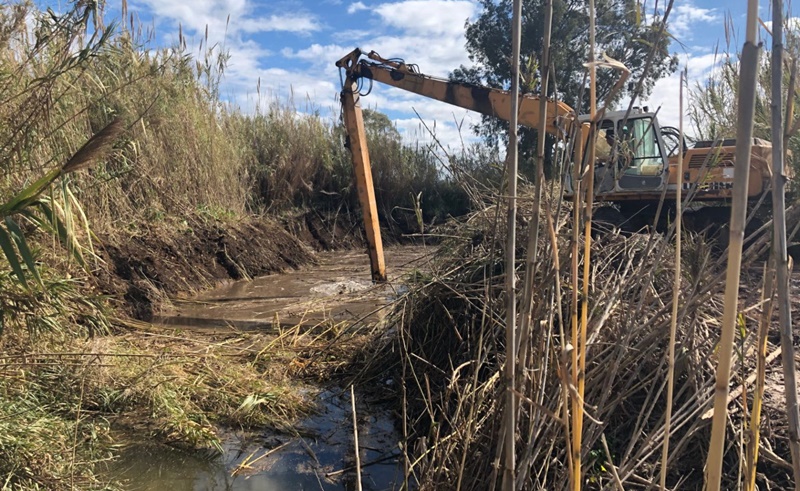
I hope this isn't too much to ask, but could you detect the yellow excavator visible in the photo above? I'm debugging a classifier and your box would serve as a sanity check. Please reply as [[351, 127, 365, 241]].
[[336, 48, 775, 281]]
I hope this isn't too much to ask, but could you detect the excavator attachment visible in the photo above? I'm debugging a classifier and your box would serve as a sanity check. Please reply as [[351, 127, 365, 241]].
[[337, 48, 577, 281], [337, 49, 576, 138], [340, 80, 386, 283]]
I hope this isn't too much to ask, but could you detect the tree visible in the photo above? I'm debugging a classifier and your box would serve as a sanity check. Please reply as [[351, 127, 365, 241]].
[[358, 108, 471, 231], [454, 0, 677, 175]]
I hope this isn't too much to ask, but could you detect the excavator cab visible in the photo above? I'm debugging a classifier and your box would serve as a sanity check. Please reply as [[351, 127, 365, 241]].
[[566, 108, 670, 198]]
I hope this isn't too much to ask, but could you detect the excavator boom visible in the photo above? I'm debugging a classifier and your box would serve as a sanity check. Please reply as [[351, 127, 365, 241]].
[[336, 48, 575, 138], [337, 48, 577, 281]]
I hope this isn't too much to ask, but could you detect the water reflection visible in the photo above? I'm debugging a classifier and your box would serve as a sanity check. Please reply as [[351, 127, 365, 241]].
[[112, 390, 406, 491]]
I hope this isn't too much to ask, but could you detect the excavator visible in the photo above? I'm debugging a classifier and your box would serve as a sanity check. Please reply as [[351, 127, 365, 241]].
[[336, 48, 774, 282]]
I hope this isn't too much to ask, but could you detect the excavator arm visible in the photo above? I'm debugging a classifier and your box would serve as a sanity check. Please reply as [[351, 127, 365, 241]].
[[337, 48, 576, 138], [336, 48, 577, 282]]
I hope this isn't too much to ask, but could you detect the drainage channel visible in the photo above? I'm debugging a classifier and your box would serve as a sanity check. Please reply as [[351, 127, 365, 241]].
[[113, 246, 432, 490]]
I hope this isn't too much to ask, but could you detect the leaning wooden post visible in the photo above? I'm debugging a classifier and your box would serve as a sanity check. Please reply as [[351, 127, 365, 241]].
[[340, 85, 387, 283], [705, 1, 760, 488]]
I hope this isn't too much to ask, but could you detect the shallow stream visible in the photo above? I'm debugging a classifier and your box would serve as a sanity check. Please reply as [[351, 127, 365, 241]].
[[111, 389, 404, 490], [113, 246, 430, 490]]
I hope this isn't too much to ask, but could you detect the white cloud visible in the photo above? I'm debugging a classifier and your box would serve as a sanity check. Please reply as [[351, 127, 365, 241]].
[[279, 0, 481, 145], [284, 43, 351, 66], [239, 14, 320, 34], [131, 0, 481, 146], [374, 0, 474, 36], [347, 2, 369, 14], [328, 0, 479, 78], [137, 1, 320, 41], [629, 51, 723, 137], [130, 0, 328, 116], [670, 1, 720, 40]]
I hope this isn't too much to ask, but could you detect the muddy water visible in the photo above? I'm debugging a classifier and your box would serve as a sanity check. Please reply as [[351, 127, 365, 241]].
[[117, 246, 431, 490], [153, 246, 430, 331]]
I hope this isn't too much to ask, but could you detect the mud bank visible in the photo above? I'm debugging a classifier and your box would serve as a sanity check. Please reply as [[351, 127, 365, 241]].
[[92, 211, 366, 320]]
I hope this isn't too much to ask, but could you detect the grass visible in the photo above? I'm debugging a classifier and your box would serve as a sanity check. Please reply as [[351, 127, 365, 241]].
[[0, 309, 321, 489]]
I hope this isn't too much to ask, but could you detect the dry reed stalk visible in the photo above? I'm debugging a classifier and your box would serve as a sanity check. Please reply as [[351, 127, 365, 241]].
[[659, 67, 685, 490], [705, 2, 760, 487], [745, 262, 775, 491], [380, 203, 796, 489], [771, 2, 800, 485], [232, 441, 292, 476], [784, 58, 798, 162], [502, 1, 523, 488], [569, 127, 583, 491], [516, 3, 556, 484], [573, 3, 597, 489], [351, 385, 363, 491], [601, 433, 624, 491], [517, 0, 554, 387]]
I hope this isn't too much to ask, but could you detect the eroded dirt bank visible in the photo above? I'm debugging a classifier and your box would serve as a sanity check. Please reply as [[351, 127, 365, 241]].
[[92, 212, 366, 320]]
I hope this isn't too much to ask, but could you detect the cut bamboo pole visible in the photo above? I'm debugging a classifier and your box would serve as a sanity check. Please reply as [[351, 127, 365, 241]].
[[771, 1, 800, 486], [573, 2, 596, 490], [705, 1, 760, 488], [502, 1, 523, 489], [660, 67, 686, 491]]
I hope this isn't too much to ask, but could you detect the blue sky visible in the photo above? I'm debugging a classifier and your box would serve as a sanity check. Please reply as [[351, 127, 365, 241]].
[[42, 1, 782, 144]]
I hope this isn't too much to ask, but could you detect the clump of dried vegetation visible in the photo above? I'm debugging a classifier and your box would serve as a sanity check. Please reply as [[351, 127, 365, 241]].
[[363, 194, 800, 490], [351, 2, 800, 489]]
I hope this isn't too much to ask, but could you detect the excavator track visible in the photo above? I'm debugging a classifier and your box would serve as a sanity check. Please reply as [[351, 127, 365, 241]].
[[593, 199, 774, 254]]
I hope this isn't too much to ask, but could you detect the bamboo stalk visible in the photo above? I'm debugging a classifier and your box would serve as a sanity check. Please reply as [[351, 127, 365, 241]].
[[705, 1, 760, 488], [771, 1, 800, 486], [573, 2, 597, 489], [660, 67, 686, 490], [570, 125, 584, 491], [502, 1, 523, 489], [515, 2, 555, 483]]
